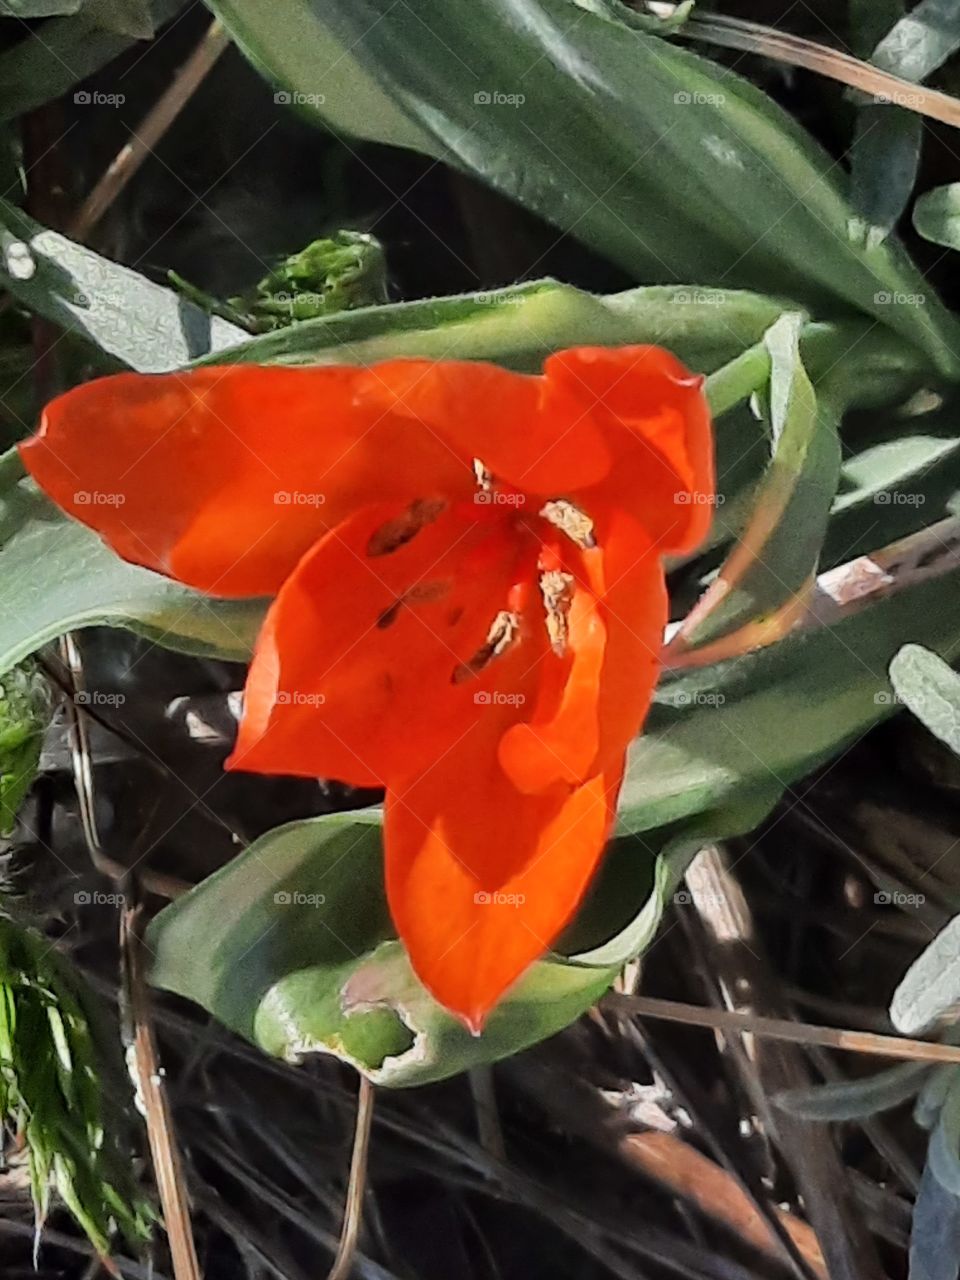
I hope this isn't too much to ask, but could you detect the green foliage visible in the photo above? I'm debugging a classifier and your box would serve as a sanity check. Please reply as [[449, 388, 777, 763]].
[[207, 0, 960, 374], [0, 661, 49, 832], [0, 915, 152, 1253], [170, 230, 389, 333]]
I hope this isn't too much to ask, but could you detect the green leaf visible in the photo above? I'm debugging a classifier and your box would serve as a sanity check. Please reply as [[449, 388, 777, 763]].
[[0, 663, 50, 832], [676, 312, 840, 647], [208, 0, 960, 375], [0, 199, 245, 371], [890, 912, 960, 1035], [847, 0, 960, 244], [774, 1062, 931, 1121], [204, 278, 787, 377], [0, 0, 188, 120], [915, 184, 960, 252], [0, 451, 264, 676], [146, 813, 615, 1086], [849, 106, 921, 248], [617, 535, 960, 837], [890, 643, 960, 757], [825, 417, 960, 565]]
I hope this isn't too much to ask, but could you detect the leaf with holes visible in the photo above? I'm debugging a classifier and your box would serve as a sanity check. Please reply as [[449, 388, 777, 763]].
[[146, 813, 617, 1086]]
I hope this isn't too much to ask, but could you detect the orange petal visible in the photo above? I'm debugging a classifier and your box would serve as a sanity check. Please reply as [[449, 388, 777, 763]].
[[575, 511, 668, 777], [543, 346, 713, 554], [227, 500, 539, 787], [386, 702, 623, 1029], [499, 516, 667, 793], [368, 358, 612, 495], [497, 584, 606, 793], [20, 365, 475, 596]]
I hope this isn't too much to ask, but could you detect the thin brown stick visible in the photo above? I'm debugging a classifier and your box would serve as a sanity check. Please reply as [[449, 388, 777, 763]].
[[678, 10, 960, 130], [325, 1076, 375, 1280], [120, 897, 203, 1280], [69, 19, 230, 241], [608, 993, 960, 1065]]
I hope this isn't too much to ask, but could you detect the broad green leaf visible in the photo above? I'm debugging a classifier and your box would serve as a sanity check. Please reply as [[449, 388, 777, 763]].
[[618, 527, 960, 837], [0, 452, 264, 675], [205, 279, 787, 378], [206, 0, 430, 152], [774, 1062, 931, 1121], [891, 912, 960, 1035], [890, 643, 960, 756], [0, 0, 188, 120], [915, 184, 960, 252], [910, 1154, 960, 1280], [207, 0, 960, 375], [146, 813, 614, 1086], [849, 106, 921, 248], [674, 312, 839, 648], [0, 199, 245, 371], [825, 419, 960, 565]]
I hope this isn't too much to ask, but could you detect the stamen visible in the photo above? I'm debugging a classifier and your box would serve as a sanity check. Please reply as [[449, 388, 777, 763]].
[[540, 569, 574, 656], [452, 609, 520, 683], [473, 458, 493, 492], [367, 497, 446, 557], [540, 499, 596, 549]]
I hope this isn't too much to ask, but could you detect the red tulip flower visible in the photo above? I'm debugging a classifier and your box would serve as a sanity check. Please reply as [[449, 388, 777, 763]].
[[21, 346, 712, 1031]]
